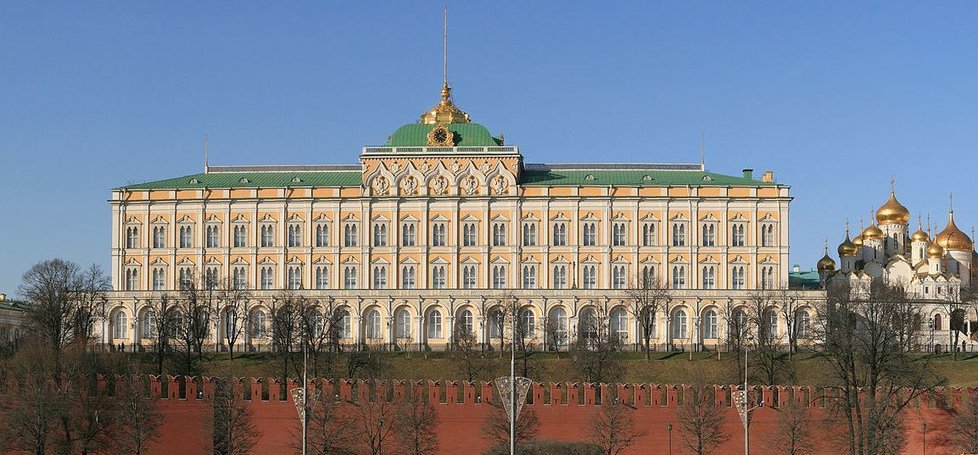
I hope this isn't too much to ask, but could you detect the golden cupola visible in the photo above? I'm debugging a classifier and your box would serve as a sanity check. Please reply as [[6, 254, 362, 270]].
[[420, 82, 471, 125], [861, 223, 884, 241], [935, 209, 974, 251], [876, 189, 910, 225], [838, 231, 858, 257], [911, 224, 930, 243], [927, 241, 945, 259], [818, 252, 837, 271], [852, 231, 864, 248]]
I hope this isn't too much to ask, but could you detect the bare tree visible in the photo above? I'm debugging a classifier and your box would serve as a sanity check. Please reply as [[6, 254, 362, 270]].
[[217, 280, 251, 361], [19, 259, 109, 353], [951, 391, 978, 454], [745, 291, 791, 385], [210, 378, 259, 455], [394, 396, 440, 455], [481, 399, 539, 448], [451, 318, 493, 382], [351, 385, 398, 455], [144, 294, 179, 376], [0, 340, 60, 454], [937, 290, 966, 359], [719, 298, 749, 368], [589, 398, 647, 455], [269, 291, 304, 388], [816, 280, 945, 455], [626, 272, 668, 360], [676, 382, 728, 455], [173, 269, 219, 375], [300, 299, 343, 379], [514, 304, 539, 378], [768, 397, 815, 455], [543, 315, 565, 359], [485, 300, 509, 354], [774, 288, 802, 359], [572, 309, 623, 384], [303, 397, 356, 455], [117, 373, 163, 455]]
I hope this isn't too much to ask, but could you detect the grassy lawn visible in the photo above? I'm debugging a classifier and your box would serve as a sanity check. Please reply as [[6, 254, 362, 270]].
[[128, 350, 978, 387]]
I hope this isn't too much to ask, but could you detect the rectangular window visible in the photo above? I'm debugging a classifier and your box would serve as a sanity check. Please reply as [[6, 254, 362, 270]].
[[492, 223, 507, 246], [582, 222, 597, 246], [233, 225, 247, 247], [260, 266, 274, 290], [401, 265, 416, 289], [206, 225, 220, 248], [260, 224, 275, 247], [373, 265, 388, 289], [731, 223, 746, 247], [373, 223, 388, 247], [642, 223, 656, 246], [671, 223, 686, 247], [431, 223, 447, 247], [315, 266, 329, 289], [701, 223, 716, 247], [522, 265, 536, 289], [462, 265, 477, 289], [522, 222, 537, 246], [401, 223, 416, 246], [179, 225, 193, 248], [287, 224, 302, 247], [315, 223, 330, 247], [552, 222, 567, 246], [462, 222, 477, 247], [612, 222, 627, 246], [343, 224, 358, 247]]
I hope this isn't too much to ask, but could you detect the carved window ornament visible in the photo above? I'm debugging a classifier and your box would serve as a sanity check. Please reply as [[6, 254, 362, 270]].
[[401, 175, 419, 195], [371, 175, 390, 196], [430, 175, 450, 195], [462, 175, 479, 195], [491, 175, 509, 195]]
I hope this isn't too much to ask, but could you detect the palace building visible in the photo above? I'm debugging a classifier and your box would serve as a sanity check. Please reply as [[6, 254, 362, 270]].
[[104, 76, 820, 352]]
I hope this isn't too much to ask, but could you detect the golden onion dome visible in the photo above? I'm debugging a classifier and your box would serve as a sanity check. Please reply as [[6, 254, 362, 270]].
[[817, 254, 837, 271], [852, 233, 864, 248], [876, 190, 910, 225], [861, 224, 884, 240], [911, 226, 930, 243], [838, 236, 858, 257], [420, 83, 471, 125], [927, 241, 945, 259], [935, 210, 974, 251]]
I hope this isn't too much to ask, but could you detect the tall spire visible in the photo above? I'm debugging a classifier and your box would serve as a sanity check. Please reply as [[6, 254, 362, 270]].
[[203, 134, 209, 173], [419, 2, 471, 125], [700, 133, 705, 170]]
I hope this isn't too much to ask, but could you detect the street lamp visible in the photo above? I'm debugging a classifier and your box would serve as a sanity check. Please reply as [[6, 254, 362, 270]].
[[667, 423, 673, 455], [734, 338, 764, 455]]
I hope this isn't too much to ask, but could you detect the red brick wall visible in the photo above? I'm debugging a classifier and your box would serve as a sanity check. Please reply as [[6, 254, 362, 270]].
[[138, 376, 961, 455]]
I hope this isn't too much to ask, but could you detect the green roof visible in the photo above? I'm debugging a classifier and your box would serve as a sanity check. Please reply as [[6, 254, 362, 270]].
[[0, 299, 28, 312], [521, 169, 778, 187], [789, 270, 821, 290], [386, 123, 503, 147], [116, 171, 362, 190]]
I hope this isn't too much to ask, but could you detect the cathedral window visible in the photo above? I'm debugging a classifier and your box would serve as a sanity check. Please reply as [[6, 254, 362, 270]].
[[314, 223, 330, 247], [462, 265, 476, 289], [553, 265, 567, 289], [582, 265, 597, 289], [260, 224, 274, 248], [431, 223, 447, 247], [642, 222, 656, 246], [343, 224, 358, 247], [731, 223, 746, 247], [343, 266, 358, 289], [522, 222, 537, 246], [552, 222, 567, 246], [582, 222, 597, 246], [233, 224, 247, 247], [671, 223, 686, 246], [372, 223, 388, 247], [372, 265, 388, 289], [612, 265, 627, 289], [492, 223, 507, 246], [492, 265, 507, 289], [462, 222, 477, 247], [401, 265, 416, 289], [152, 225, 166, 248], [701, 223, 716, 246], [401, 222, 416, 246], [672, 266, 687, 289], [612, 222, 627, 246], [206, 225, 221, 248], [522, 265, 537, 289]]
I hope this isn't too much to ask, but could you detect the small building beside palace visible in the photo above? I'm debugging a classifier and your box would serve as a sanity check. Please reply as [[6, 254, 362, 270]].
[[104, 79, 823, 352]]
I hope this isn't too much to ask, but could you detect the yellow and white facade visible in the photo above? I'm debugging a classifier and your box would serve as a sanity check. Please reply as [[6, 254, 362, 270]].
[[104, 82, 818, 352]]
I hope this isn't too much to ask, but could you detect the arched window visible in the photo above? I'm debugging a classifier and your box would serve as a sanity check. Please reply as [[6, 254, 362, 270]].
[[287, 265, 303, 289], [583, 222, 597, 246], [612, 265, 627, 289], [113, 311, 129, 340], [364, 309, 382, 340], [671, 309, 687, 340], [401, 223, 416, 246], [552, 222, 567, 246], [518, 309, 536, 340], [287, 224, 302, 247], [492, 265, 507, 289], [553, 265, 567, 289], [431, 266, 446, 289], [343, 266, 357, 289], [583, 265, 597, 289], [731, 266, 745, 290], [462, 265, 476, 289], [344, 224, 358, 247], [522, 265, 536, 289], [492, 223, 507, 246], [223, 309, 238, 340], [462, 222, 477, 246], [395, 309, 412, 339], [259, 224, 274, 247], [579, 308, 598, 343], [642, 223, 656, 246], [373, 223, 388, 247], [372, 265, 388, 289], [458, 309, 474, 335], [764, 309, 778, 340], [703, 309, 718, 339], [207, 225, 221, 248], [251, 310, 268, 338], [610, 308, 628, 342], [315, 223, 329, 247], [934, 314, 942, 331], [672, 266, 686, 289], [795, 310, 811, 340], [522, 223, 537, 246], [141, 310, 157, 339], [427, 309, 443, 339], [701, 266, 715, 289], [612, 222, 626, 246], [260, 266, 274, 290], [548, 307, 568, 347], [315, 266, 329, 289], [335, 309, 351, 339], [488, 308, 504, 339], [152, 225, 166, 248]]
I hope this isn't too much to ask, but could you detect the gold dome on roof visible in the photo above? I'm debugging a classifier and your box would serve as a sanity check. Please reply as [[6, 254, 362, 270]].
[[935, 209, 973, 251], [927, 241, 945, 259], [911, 225, 930, 243], [852, 233, 864, 248], [861, 224, 884, 240], [876, 184, 910, 225], [817, 253, 837, 271], [838, 225, 859, 257], [420, 83, 471, 125]]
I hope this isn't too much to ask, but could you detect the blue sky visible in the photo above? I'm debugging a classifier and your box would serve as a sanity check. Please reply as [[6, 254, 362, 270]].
[[2, 1, 977, 295]]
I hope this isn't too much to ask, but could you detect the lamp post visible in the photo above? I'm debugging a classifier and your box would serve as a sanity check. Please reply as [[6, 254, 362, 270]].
[[735, 338, 763, 455], [667, 423, 673, 455]]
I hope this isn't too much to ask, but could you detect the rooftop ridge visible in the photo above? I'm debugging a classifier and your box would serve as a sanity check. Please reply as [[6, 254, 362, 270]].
[[207, 164, 361, 173], [525, 163, 704, 171]]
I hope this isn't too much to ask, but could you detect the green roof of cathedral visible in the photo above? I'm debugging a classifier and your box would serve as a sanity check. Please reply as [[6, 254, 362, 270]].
[[116, 168, 779, 190], [386, 123, 503, 147]]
